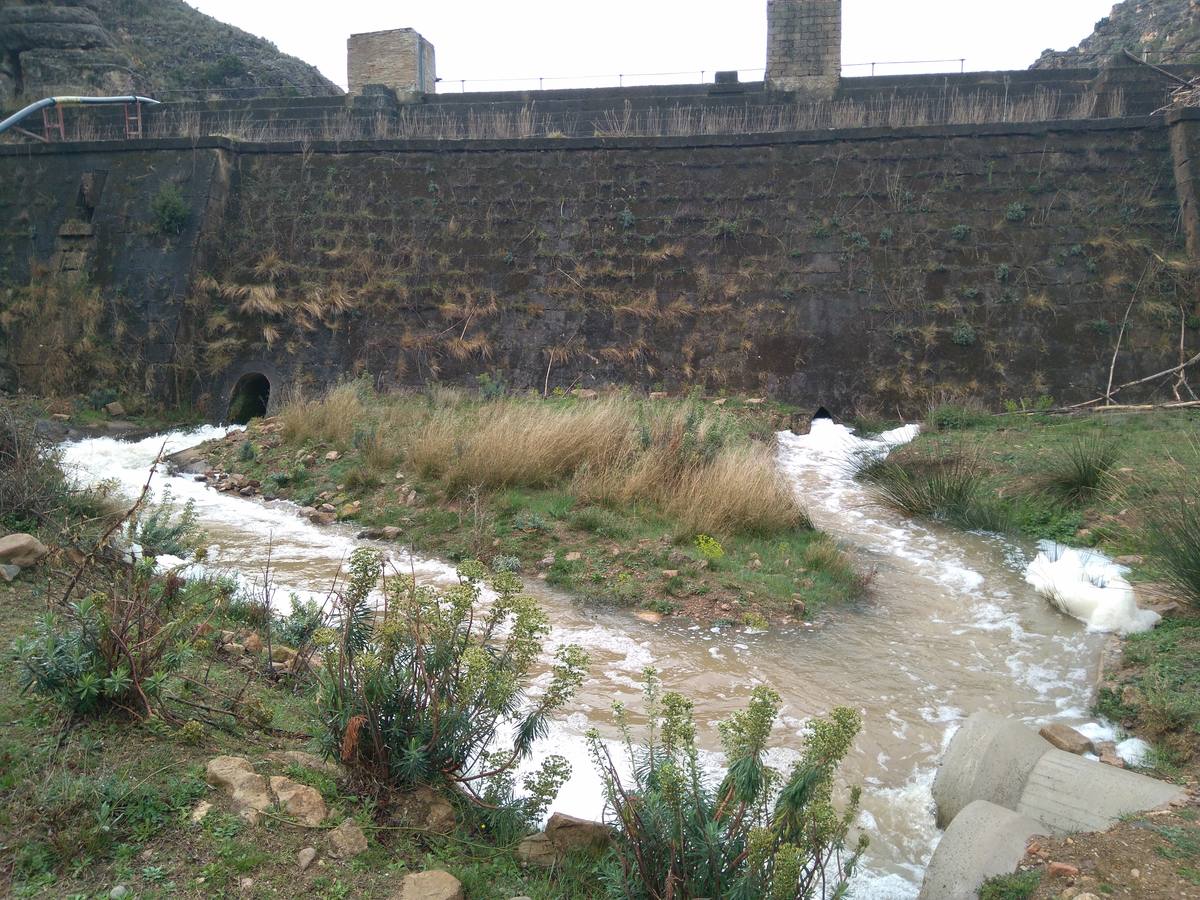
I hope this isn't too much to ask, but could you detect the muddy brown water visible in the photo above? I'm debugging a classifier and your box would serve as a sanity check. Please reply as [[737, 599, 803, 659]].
[[60, 422, 1108, 898]]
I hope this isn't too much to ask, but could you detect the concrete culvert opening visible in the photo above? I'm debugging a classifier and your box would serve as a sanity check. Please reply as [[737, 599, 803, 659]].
[[813, 406, 833, 421], [228, 373, 270, 424]]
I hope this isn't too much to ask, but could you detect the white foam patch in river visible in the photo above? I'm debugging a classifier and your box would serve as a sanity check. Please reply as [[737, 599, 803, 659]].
[[58, 422, 1126, 898]]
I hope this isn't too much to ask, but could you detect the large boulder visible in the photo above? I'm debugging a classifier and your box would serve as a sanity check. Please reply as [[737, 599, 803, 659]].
[[515, 833, 558, 869], [392, 870, 464, 900], [0, 533, 49, 568]]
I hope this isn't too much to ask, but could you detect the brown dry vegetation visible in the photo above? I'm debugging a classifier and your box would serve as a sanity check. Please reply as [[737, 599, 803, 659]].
[[283, 385, 806, 538]]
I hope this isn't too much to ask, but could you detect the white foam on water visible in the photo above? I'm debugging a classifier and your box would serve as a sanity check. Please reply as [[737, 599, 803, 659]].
[[1025, 542, 1161, 635]]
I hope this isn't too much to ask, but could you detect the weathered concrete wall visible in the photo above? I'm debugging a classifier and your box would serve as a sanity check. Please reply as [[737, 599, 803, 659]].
[[347, 28, 435, 97], [1, 114, 1196, 417]]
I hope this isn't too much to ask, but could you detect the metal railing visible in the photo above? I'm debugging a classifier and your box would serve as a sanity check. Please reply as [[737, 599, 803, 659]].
[[436, 58, 971, 93]]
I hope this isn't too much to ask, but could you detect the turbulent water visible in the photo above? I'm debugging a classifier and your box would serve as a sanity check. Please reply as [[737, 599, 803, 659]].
[[59, 421, 1127, 898]]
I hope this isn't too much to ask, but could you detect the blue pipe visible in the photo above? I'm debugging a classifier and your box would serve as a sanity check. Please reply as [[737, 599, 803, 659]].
[[0, 95, 161, 135]]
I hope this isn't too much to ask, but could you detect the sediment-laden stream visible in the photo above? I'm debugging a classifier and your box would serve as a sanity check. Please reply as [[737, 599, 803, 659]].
[[59, 421, 1115, 898]]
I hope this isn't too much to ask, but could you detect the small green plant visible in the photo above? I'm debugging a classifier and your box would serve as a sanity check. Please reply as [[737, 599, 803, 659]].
[[1088, 319, 1113, 336], [979, 870, 1041, 899], [995, 263, 1011, 282], [950, 224, 971, 241], [492, 554, 521, 573], [951, 322, 977, 346], [1005, 202, 1028, 223], [878, 227, 894, 244], [695, 533, 725, 561], [929, 403, 989, 431], [238, 440, 256, 462], [510, 511, 549, 532], [475, 372, 508, 401], [618, 207, 637, 230], [589, 670, 866, 899], [151, 183, 189, 236], [86, 387, 119, 410]]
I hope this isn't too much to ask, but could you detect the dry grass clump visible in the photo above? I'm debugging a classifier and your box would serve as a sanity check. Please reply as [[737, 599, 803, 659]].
[[278, 382, 366, 447], [666, 444, 810, 535], [437, 400, 633, 490], [280, 385, 809, 537]]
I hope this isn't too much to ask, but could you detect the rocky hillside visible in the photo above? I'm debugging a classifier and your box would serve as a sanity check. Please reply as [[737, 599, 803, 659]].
[[1034, 0, 1200, 68], [0, 0, 340, 110]]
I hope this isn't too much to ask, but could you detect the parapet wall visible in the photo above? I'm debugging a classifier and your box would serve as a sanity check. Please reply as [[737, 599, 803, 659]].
[[1, 113, 1197, 416]]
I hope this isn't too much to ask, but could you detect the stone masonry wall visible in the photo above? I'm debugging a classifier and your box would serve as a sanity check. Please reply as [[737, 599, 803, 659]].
[[767, 0, 841, 95], [1, 116, 1196, 417], [347, 28, 435, 96]]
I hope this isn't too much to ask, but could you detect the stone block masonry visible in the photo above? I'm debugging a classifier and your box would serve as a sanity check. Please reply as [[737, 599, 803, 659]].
[[347, 28, 436, 96], [766, 0, 841, 96]]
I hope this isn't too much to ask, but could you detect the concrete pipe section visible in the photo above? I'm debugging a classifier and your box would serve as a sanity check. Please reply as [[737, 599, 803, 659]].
[[918, 712, 1186, 899]]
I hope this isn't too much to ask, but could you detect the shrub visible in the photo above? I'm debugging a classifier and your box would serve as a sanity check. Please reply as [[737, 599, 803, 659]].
[[589, 670, 866, 899], [928, 402, 990, 431], [316, 550, 589, 833], [1037, 438, 1120, 505], [1005, 202, 1028, 223], [151, 183, 189, 235], [273, 597, 327, 649], [856, 446, 987, 526], [1145, 495, 1200, 608], [0, 403, 70, 530], [950, 224, 971, 241], [979, 870, 1041, 900], [951, 322, 977, 346], [13, 564, 209, 719], [131, 487, 201, 557], [695, 533, 725, 561]]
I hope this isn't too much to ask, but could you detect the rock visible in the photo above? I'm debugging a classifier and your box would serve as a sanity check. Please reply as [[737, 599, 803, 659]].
[[243, 633, 263, 653], [0, 533, 49, 567], [313, 511, 337, 526], [319, 503, 336, 514], [325, 450, 341, 461], [515, 832, 558, 868], [269, 776, 328, 825], [224, 642, 245, 656], [190, 800, 213, 823], [297, 846, 317, 871], [265, 749, 338, 774], [357, 526, 402, 540], [634, 610, 663, 624], [110, 886, 130, 899], [1130, 868, 1140, 879], [746, 397, 766, 404], [571, 388, 598, 400], [327, 819, 368, 858], [1039, 724, 1094, 756], [1099, 750, 1126, 769], [539, 554, 555, 567], [393, 870, 464, 900], [408, 785, 456, 834], [648, 391, 668, 400], [299, 506, 317, 519], [239, 876, 254, 892], [104, 400, 126, 416], [1074, 895, 1099, 900], [0, 564, 21, 582], [564, 551, 582, 562], [1114, 555, 1144, 566], [271, 645, 297, 664], [544, 812, 611, 853], [205, 756, 272, 824], [1048, 861, 1080, 878], [661, 569, 679, 578]]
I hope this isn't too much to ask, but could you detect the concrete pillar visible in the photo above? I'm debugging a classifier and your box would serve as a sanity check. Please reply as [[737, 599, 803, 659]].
[[765, 0, 841, 97], [347, 28, 436, 97]]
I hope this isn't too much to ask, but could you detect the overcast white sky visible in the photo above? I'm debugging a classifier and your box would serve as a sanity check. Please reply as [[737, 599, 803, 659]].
[[187, 0, 1118, 91]]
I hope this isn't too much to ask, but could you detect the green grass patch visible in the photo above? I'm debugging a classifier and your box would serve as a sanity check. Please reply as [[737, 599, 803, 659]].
[[978, 869, 1041, 899]]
